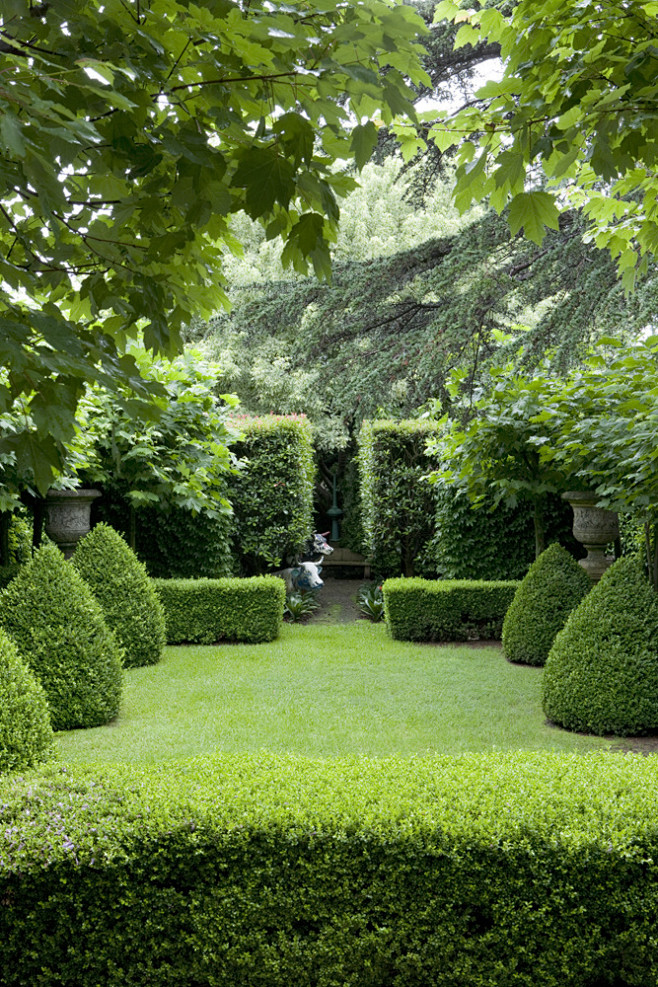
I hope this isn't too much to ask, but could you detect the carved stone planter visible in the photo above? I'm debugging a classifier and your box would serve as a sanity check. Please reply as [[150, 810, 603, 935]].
[[44, 488, 101, 558], [562, 490, 619, 583]]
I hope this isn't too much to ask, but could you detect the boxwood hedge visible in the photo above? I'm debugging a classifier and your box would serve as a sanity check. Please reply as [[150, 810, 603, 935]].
[[502, 543, 591, 667], [152, 576, 285, 643], [73, 523, 166, 668], [1, 752, 658, 986], [0, 544, 123, 731], [543, 555, 658, 735], [383, 577, 519, 642]]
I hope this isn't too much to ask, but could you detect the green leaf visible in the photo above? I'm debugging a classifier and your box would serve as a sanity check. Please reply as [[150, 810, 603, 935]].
[[0, 115, 26, 158], [508, 191, 560, 245], [350, 122, 379, 171], [233, 148, 296, 218]]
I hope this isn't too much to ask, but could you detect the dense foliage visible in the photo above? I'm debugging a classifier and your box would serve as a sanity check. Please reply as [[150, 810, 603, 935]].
[[543, 557, 658, 736], [502, 543, 591, 667], [228, 415, 315, 574], [72, 351, 239, 540], [198, 207, 655, 449], [0, 0, 428, 491], [383, 577, 518, 642], [423, 487, 578, 581], [0, 627, 53, 775], [73, 524, 166, 669], [153, 577, 285, 644], [359, 419, 441, 577], [433, 0, 658, 289], [4, 752, 658, 986], [127, 507, 234, 580], [0, 544, 123, 731]]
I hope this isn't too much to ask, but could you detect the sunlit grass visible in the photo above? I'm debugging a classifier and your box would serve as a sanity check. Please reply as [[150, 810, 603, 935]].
[[56, 622, 611, 764]]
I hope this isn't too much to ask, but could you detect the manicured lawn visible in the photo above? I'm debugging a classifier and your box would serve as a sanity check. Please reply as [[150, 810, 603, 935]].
[[56, 622, 611, 763]]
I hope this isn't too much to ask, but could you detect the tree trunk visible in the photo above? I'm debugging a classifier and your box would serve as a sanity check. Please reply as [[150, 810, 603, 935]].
[[533, 497, 546, 558], [0, 512, 10, 566], [32, 497, 45, 552], [129, 504, 137, 551]]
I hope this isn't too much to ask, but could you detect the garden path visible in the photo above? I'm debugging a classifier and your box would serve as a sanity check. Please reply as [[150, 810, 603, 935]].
[[309, 577, 366, 624]]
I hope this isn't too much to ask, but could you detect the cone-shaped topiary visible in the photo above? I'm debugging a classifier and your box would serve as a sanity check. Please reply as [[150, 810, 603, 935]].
[[0, 543, 123, 730], [542, 555, 658, 735], [502, 542, 591, 666], [73, 523, 166, 668], [0, 627, 54, 773]]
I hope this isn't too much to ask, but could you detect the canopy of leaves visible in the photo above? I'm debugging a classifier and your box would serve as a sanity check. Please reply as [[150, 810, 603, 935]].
[[69, 350, 239, 517], [198, 203, 658, 451], [430, 0, 658, 288], [0, 0, 428, 489]]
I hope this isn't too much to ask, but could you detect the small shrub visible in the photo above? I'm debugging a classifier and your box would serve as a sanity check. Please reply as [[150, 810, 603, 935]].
[[73, 523, 166, 668], [0, 543, 123, 730], [502, 543, 591, 666], [543, 556, 658, 735], [0, 627, 53, 774], [284, 590, 320, 622], [383, 577, 519, 642], [153, 576, 285, 643], [357, 583, 385, 622]]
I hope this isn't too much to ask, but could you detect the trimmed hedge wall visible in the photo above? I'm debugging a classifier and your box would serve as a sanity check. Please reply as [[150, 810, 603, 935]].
[[383, 577, 519, 642], [229, 414, 315, 574], [152, 576, 285, 644], [359, 419, 441, 578], [2, 752, 658, 987]]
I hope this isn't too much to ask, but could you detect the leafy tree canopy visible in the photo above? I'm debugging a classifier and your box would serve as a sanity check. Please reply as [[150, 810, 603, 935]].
[[198, 195, 658, 450], [430, 0, 658, 288], [0, 0, 428, 490]]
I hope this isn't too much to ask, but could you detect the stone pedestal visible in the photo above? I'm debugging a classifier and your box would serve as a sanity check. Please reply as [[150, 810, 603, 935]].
[[562, 491, 619, 582], [44, 488, 101, 558]]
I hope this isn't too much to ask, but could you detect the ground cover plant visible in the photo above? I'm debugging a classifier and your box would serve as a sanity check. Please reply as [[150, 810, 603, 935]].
[[55, 623, 609, 764]]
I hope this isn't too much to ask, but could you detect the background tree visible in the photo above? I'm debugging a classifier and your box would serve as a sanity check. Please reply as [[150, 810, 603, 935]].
[[431, 0, 658, 288], [70, 350, 239, 550], [0, 0, 429, 489]]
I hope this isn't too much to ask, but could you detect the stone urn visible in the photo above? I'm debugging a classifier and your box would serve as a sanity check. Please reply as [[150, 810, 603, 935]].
[[44, 488, 101, 558], [562, 490, 619, 583]]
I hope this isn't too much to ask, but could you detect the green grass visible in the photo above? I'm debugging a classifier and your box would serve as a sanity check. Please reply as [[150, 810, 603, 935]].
[[55, 623, 611, 764]]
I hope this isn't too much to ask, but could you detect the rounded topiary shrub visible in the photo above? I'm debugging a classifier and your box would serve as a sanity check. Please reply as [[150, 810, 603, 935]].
[[73, 523, 166, 668], [0, 543, 123, 731], [0, 627, 53, 773], [502, 542, 591, 666], [542, 556, 658, 736]]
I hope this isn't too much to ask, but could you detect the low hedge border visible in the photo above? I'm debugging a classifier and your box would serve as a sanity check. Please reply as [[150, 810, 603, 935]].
[[1, 752, 658, 986], [152, 576, 285, 644], [383, 577, 520, 641]]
